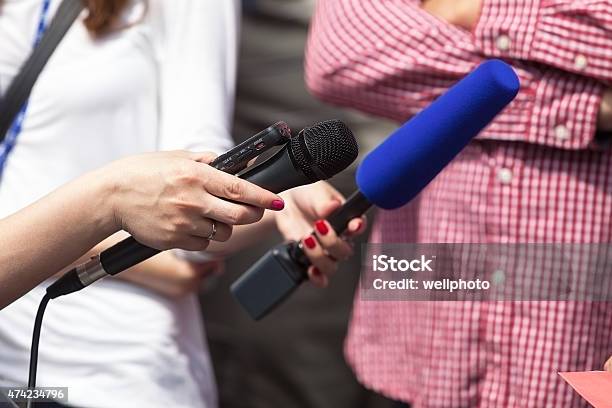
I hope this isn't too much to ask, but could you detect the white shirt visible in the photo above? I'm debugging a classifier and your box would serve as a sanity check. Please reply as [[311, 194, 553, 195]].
[[0, 1, 237, 407]]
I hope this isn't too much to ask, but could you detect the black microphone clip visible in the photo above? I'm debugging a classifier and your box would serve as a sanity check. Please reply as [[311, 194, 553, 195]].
[[231, 241, 308, 320]]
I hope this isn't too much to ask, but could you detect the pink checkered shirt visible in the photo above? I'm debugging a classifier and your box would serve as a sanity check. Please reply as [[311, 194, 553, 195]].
[[305, 1, 612, 406]]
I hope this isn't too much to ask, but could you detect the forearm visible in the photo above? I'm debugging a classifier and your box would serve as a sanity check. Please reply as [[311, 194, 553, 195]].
[[0, 169, 117, 308], [474, 0, 612, 83], [0, 148, 287, 307], [307, 0, 607, 150], [424, 0, 611, 148], [305, 0, 482, 122]]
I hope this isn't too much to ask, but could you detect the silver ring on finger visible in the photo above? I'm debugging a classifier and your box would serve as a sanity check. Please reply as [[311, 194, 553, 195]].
[[207, 220, 217, 240]]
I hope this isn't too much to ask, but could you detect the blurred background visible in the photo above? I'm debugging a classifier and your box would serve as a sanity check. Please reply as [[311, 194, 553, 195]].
[[199, 1, 396, 407]]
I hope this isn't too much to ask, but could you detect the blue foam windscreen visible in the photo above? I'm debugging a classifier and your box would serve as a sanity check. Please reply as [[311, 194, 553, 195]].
[[356, 59, 520, 210]]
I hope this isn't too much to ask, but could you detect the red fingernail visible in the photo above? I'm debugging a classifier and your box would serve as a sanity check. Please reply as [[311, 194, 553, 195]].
[[315, 220, 329, 235], [271, 199, 285, 210], [312, 267, 321, 277], [304, 236, 317, 249], [354, 220, 363, 231]]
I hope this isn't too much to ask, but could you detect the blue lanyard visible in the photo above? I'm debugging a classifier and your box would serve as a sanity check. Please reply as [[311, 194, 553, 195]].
[[0, 0, 52, 178]]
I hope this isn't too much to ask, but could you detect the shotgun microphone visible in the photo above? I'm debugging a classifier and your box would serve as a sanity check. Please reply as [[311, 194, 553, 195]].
[[231, 60, 521, 320], [46, 120, 358, 299]]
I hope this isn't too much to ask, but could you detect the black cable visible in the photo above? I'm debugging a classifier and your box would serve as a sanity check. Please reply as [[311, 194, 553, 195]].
[[26, 293, 51, 408]]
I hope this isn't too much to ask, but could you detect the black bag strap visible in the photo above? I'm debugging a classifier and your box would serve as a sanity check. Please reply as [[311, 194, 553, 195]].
[[0, 0, 84, 142]]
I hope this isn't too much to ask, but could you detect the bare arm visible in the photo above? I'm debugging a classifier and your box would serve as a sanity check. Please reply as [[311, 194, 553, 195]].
[[0, 168, 117, 309], [306, 0, 608, 150], [0, 150, 284, 309], [471, 0, 612, 84], [423, 0, 612, 133]]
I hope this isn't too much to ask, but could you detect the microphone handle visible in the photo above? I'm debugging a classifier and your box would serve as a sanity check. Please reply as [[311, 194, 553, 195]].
[[100, 237, 159, 276], [328, 190, 372, 234]]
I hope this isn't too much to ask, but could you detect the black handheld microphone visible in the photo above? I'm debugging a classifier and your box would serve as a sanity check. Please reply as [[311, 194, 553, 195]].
[[46, 120, 358, 299], [231, 60, 522, 320]]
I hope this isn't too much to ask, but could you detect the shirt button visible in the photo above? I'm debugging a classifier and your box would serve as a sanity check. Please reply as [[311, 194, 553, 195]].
[[574, 55, 588, 70], [497, 168, 513, 184], [496, 35, 510, 51], [554, 124, 570, 141]]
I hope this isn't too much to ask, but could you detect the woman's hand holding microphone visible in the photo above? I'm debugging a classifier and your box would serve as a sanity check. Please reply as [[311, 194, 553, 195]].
[[100, 150, 286, 250], [277, 182, 367, 287], [0, 150, 287, 309]]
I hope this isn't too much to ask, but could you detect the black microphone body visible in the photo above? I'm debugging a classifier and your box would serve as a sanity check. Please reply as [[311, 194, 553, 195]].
[[238, 144, 314, 193], [47, 120, 358, 299]]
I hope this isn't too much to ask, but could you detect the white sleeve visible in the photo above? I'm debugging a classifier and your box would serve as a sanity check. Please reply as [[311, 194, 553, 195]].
[[153, 0, 239, 154]]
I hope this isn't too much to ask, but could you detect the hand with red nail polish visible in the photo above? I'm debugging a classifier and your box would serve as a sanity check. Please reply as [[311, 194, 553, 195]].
[[105, 151, 287, 253], [301, 233, 338, 283], [313, 219, 353, 260], [303, 212, 365, 283], [273, 181, 366, 286]]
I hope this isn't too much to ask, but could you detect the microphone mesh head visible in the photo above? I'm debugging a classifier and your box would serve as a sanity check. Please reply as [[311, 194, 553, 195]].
[[290, 120, 358, 181]]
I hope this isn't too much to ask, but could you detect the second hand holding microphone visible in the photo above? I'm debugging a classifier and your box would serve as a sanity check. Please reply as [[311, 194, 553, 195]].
[[46, 120, 358, 299], [231, 59, 521, 320]]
